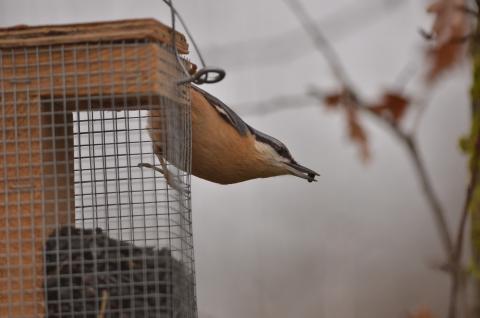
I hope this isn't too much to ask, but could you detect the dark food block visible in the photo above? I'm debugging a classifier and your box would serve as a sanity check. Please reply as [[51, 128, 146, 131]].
[[44, 226, 187, 318]]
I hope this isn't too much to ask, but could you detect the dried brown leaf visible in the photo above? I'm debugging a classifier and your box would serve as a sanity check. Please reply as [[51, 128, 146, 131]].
[[346, 107, 370, 162], [322, 89, 370, 161], [425, 0, 469, 81], [323, 93, 343, 108], [427, 0, 466, 41], [408, 306, 436, 318], [369, 92, 409, 124], [427, 29, 466, 81]]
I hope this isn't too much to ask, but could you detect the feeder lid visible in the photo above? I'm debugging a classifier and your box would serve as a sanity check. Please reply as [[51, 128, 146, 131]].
[[0, 18, 188, 53]]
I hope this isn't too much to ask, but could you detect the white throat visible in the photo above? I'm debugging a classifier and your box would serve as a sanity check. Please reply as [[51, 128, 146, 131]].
[[254, 140, 288, 166]]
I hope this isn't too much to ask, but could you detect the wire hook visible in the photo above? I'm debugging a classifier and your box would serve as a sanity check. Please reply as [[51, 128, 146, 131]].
[[162, 0, 226, 85], [177, 67, 226, 85]]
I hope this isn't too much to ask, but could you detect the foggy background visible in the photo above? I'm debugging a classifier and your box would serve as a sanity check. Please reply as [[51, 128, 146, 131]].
[[0, 0, 469, 317]]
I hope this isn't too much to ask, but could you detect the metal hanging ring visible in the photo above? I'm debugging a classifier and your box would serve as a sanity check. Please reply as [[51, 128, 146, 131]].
[[194, 67, 226, 84], [177, 67, 226, 85]]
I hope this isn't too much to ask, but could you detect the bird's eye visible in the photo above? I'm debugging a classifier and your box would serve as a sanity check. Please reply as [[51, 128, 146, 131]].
[[277, 147, 290, 158]]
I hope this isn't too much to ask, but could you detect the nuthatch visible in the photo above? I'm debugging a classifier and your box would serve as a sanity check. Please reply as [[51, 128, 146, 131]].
[[141, 85, 319, 185]]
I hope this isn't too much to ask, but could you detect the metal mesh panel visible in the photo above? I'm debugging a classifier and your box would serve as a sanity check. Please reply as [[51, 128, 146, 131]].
[[0, 40, 194, 318]]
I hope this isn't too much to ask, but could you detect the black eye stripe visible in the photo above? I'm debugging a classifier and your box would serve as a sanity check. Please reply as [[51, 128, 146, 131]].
[[278, 148, 293, 160], [250, 127, 294, 160]]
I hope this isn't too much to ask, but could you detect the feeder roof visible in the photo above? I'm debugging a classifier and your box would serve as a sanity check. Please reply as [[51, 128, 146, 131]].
[[0, 18, 188, 53]]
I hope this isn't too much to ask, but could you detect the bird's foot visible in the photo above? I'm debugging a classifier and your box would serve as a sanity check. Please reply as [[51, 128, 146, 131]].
[[137, 162, 190, 195], [138, 162, 164, 174]]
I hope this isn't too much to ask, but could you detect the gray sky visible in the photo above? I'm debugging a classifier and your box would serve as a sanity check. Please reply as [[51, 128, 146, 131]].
[[0, 1, 470, 317]]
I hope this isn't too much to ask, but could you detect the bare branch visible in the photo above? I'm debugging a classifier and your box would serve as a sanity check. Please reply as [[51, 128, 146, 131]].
[[237, 94, 316, 116], [400, 135, 455, 254], [282, 0, 353, 88], [241, 89, 455, 257], [203, 0, 406, 70], [245, 0, 478, 316], [392, 58, 420, 92], [282, 0, 454, 257], [339, 93, 455, 254], [449, 108, 480, 318]]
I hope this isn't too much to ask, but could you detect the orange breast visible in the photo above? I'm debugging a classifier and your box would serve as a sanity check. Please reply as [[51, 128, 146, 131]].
[[149, 87, 281, 184], [190, 88, 268, 184]]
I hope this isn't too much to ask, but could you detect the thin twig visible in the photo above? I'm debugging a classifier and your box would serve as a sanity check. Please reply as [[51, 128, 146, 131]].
[[204, 0, 405, 70], [448, 5, 480, 317], [282, 0, 354, 88], [411, 94, 432, 135], [449, 106, 480, 318], [392, 58, 420, 92], [401, 134, 454, 253], [237, 94, 316, 116], [360, 107, 454, 254]]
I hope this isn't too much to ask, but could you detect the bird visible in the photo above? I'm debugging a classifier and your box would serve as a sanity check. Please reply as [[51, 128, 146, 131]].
[[139, 85, 319, 186]]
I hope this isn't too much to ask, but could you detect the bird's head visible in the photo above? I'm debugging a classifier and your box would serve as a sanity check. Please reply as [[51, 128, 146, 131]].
[[252, 129, 319, 182]]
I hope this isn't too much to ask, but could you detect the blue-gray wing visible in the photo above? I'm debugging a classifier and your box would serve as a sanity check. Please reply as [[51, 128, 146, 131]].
[[192, 85, 251, 136]]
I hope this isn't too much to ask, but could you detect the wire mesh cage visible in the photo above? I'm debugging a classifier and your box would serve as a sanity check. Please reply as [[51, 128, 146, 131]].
[[0, 19, 195, 318]]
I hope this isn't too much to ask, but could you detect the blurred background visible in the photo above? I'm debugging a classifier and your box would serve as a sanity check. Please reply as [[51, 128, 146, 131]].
[[0, 0, 470, 317]]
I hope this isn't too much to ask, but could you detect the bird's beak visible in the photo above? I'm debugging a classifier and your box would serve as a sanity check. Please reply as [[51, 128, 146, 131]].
[[285, 162, 320, 183]]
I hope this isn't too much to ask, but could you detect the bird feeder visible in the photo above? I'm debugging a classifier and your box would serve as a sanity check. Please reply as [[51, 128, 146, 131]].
[[0, 19, 195, 317]]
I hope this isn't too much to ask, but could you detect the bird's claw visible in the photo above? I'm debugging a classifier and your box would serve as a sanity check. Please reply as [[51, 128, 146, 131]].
[[138, 161, 189, 195]]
